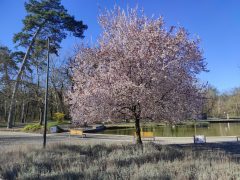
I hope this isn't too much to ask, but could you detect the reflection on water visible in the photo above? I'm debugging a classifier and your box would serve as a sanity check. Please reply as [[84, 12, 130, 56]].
[[102, 123, 240, 137]]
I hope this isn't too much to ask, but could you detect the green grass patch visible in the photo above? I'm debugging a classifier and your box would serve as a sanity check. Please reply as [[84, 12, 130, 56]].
[[47, 121, 68, 128], [22, 123, 42, 132], [22, 121, 69, 133]]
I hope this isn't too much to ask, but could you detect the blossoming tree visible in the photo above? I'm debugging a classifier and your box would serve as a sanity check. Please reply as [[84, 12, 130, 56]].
[[67, 7, 207, 144]]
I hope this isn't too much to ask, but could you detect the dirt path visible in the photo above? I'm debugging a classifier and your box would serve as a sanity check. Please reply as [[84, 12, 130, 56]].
[[1, 131, 240, 148]]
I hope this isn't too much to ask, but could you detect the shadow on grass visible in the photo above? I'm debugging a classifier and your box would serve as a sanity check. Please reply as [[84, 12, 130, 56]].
[[2, 142, 240, 179], [170, 142, 240, 161], [48, 173, 84, 180]]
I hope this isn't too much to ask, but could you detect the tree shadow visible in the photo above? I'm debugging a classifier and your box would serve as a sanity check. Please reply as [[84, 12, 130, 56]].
[[170, 142, 240, 157]]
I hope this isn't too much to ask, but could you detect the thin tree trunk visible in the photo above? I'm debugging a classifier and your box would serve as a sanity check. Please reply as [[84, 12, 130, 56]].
[[24, 102, 30, 123], [36, 64, 44, 125], [21, 101, 25, 123], [51, 78, 65, 113], [50, 107, 53, 119], [7, 26, 42, 128], [39, 106, 43, 125], [13, 100, 17, 126], [4, 100, 7, 122], [30, 111, 35, 122], [57, 91, 64, 113]]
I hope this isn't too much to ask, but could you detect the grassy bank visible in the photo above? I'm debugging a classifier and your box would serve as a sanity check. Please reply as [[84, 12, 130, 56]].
[[22, 121, 70, 133], [1, 143, 240, 179]]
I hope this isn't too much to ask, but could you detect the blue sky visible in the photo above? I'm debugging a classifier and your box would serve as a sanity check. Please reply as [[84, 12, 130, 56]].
[[1, 0, 240, 92]]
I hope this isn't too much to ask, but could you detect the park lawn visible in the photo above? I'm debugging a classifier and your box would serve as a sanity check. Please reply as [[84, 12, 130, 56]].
[[0, 121, 29, 128], [0, 121, 37, 131], [1, 142, 240, 179]]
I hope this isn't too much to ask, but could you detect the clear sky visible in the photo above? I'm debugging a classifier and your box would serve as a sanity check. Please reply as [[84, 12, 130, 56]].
[[1, 0, 240, 92]]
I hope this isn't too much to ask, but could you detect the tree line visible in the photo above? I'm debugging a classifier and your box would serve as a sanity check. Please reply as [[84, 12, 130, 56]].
[[204, 86, 240, 119], [0, 44, 73, 125], [0, 0, 87, 127]]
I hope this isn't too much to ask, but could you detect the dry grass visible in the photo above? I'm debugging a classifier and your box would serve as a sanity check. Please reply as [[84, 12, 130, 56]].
[[1, 142, 240, 180]]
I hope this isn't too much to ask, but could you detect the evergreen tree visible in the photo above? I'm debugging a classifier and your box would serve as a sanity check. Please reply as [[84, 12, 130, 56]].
[[7, 0, 87, 128]]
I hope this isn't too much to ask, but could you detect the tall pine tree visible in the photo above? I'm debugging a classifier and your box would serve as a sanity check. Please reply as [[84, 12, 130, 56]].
[[7, 0, 87, 128]]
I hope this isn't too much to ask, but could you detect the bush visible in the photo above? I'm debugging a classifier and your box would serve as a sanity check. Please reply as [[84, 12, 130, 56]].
[[52, 112, 65, 122], [22, 121, 68, 133], [23, 123, 42, 132]]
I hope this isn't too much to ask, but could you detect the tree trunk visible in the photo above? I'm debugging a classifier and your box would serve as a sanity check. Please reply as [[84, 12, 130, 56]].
[[4, 100, 7, 122], [51, 78, 65, 113], [39, 106, 43, 125], [20, 101, 25, 123], [30, 111, 35, 122], [24, 102, 30, 123], [133, 103, 142, 144], [7, 26, 42, 128], [13, 100, 17, 126], [135, 116, 142, 144]]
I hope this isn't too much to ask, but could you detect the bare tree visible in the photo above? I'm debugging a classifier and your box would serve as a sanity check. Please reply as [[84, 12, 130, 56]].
[[67, 7, 207, 144], [0, 46, 18, 122]]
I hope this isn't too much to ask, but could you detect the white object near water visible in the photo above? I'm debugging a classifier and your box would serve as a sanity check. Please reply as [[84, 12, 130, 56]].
[[50, 126, 58, 133], [194, 135, 206, 143]]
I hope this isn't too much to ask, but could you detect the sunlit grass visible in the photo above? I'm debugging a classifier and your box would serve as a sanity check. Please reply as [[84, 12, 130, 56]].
[[22, 121, 70, 133], [1, 142, 240, 179]]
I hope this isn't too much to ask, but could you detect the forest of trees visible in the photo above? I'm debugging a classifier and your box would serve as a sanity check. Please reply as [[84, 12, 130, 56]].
[[204, 86, 240, 119], [0, 0, 87, 128], [0, 44, 73, 125]]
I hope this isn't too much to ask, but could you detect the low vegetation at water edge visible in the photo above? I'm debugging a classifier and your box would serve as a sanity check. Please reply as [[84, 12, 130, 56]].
[[22, 121, 69, 133], [1, 143, 240, 179]]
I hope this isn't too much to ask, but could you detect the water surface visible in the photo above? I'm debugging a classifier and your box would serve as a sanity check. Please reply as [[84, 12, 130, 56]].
[[102, 123, 240, 137]]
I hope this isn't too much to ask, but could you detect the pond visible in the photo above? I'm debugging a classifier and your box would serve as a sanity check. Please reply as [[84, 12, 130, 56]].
[[102, 123, 240, 137]]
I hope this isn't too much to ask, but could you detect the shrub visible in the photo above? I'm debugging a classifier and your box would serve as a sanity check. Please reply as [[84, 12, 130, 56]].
[[23, 123, 42, 132], [52, 112, 65, 122]]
